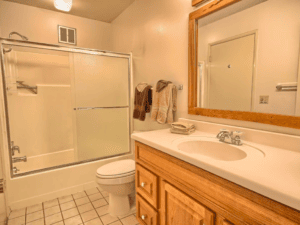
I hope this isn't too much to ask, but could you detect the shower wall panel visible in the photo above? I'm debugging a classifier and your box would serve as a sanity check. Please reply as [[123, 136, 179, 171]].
[[6, 50, 74, 158]]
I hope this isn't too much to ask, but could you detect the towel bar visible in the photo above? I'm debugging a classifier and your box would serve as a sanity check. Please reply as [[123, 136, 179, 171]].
[[276, 83, 297, 92], [151, 84, 183, 91]]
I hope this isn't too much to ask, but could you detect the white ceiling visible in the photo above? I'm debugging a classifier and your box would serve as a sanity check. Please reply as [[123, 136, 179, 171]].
[[3, 0, 135, 23]]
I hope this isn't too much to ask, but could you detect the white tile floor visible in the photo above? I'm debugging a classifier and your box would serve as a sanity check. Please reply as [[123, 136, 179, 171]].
[[8, 188, 140, 225]]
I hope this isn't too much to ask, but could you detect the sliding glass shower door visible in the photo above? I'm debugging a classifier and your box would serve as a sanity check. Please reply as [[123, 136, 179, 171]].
[[1, 42, 131, 176], [72, 53, 130, 161], [3, 45, 75, 174]]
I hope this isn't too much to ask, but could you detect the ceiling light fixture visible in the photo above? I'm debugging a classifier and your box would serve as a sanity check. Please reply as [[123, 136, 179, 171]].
[[54, 0, 72, 12]]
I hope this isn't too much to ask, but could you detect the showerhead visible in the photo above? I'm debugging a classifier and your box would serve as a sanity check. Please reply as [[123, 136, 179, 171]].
[[9, 32, 28, 41], [21, 35, 28, 41]]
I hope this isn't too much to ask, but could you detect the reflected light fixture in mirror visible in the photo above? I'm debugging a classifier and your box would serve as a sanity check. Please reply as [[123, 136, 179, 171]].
[[54, 0, 72, 12]]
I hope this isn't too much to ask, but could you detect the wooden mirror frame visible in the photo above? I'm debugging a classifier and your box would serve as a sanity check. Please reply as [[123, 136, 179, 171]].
[[192, 0, 206, 7], [188, 0, 300, 129]]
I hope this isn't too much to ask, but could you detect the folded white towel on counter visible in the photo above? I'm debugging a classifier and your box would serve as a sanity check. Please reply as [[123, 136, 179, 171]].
[[170, 122, 196, 135]]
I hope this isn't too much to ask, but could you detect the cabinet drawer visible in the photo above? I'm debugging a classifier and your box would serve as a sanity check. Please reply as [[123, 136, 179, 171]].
[[136, 194, 158, 225], [136, 164, 158, 208]]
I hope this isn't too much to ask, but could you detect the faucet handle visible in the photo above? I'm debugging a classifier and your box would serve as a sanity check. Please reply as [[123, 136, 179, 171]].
[[220, 129, 230, 132], [218, 129, 230, 134], [232, 131, 243, 145], [233, 131, 243, 137]]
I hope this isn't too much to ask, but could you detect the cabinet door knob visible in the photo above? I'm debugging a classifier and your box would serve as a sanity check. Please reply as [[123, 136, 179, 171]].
[[141, 215, 147, 220], [141, 182, 146, 187]]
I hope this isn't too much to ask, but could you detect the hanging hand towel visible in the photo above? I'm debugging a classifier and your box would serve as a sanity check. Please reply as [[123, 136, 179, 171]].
[[151, 83, 177, 124], [133, 85, 152, 121], [156, 80, 172, 92], [137, 82, 148, 92]]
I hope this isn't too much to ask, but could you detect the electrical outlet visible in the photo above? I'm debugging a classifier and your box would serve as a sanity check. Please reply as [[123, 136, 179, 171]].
[[259, 96, 269, 104]]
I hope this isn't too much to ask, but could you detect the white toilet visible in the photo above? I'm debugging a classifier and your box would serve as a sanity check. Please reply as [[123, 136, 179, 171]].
[[96, 159, 135, 217]]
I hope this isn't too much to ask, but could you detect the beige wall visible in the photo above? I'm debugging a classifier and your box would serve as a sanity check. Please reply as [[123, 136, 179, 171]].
[[0, 1, 113, 50], [111, 0, 300, 136], [198, 0, 300, 116]]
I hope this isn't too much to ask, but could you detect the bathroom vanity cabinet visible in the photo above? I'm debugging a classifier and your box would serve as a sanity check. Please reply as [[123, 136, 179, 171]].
[[134, 141, 300, 225]]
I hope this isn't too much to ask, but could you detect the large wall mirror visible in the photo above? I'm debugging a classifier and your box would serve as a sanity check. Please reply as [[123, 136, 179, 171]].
[[189, 0, 300, 129]]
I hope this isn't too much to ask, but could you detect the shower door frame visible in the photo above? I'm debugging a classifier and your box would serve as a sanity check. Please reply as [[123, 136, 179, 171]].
[[0, 38, 133, 178]]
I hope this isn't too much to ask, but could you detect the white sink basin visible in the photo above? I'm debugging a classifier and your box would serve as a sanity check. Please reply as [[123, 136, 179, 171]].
[[177, 141, 247, 161], [173, 136, 265, 162]]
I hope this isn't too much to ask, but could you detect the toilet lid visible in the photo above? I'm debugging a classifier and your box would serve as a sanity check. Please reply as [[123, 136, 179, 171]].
[[96, 159, 135, 178]]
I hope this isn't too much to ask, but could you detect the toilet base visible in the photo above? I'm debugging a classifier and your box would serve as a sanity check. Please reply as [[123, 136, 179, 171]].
[[108, 193, 131, 217]]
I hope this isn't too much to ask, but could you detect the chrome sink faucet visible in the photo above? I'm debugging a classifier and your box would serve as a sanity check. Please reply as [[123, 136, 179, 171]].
[[216, 129, 243, 146]]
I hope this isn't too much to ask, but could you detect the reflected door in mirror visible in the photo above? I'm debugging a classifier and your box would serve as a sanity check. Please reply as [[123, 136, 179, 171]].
[[206, 33, 255, 111]]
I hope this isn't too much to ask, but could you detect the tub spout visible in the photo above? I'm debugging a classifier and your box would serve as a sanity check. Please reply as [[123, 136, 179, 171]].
[[12, 156, 27, 163]]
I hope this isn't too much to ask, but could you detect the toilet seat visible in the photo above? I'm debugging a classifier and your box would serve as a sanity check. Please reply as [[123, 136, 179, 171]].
[[96, 159, 135, 185]]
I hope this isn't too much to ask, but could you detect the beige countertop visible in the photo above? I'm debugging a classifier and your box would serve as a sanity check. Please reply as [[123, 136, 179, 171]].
[[131, 129, 300, 211]]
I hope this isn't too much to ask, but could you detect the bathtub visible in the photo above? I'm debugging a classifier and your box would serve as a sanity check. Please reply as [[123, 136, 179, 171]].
[[16, 149, 75, 174], [7, 151, 134, 210]]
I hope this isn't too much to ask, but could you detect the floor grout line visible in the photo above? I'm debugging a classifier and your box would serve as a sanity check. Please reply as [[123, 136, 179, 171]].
[[42, 202, 46, 225], [8, 188, 138, 225], [73, 192, 84, 225], [57, 198, 64, 225], [24, 207, 27, 225], [84, 190, 105, 225]]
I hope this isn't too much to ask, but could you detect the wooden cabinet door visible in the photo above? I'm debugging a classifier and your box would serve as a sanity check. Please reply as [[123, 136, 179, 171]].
[[161, 181, 215, 225]]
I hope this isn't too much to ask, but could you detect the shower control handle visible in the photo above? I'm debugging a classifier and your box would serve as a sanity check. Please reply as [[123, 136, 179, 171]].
[[141, 215, 147, 220], [141, 182, 146, 187]]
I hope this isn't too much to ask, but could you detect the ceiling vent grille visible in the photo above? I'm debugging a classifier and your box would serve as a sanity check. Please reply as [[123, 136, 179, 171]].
[[58, 25, 76, 45]]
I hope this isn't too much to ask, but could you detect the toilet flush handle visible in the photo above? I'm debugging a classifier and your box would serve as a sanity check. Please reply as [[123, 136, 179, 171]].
[[141, 182, 146, 187], [141, 215, 147, 220]]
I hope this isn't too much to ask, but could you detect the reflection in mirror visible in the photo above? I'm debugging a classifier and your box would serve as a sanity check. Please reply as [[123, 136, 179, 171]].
[[197, 0, 300, 116]]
